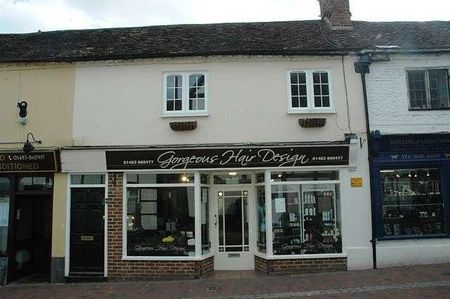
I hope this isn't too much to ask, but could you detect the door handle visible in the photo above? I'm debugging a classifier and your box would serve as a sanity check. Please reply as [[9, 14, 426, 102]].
[[214, 214, 217, 226]]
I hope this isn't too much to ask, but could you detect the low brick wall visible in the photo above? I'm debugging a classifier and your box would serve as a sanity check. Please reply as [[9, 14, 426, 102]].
[[255, 255, 347, 275], [107, 173, 214, 280]]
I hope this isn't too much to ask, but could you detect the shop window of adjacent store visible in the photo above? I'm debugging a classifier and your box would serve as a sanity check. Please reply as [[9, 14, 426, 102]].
[[17, 176, 53, 191], [0, 196, 8, 255], [163, 72, 209, 116], [407, 69, 450, 110], [71, 174, 105, 185], [271, 171, 341, 255], [380, 168, 445, 238], [288, 70, 334, 113], [126, 173, 196, 257]]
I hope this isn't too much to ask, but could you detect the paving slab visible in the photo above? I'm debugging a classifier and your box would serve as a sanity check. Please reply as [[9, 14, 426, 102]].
[[2, 263, 450, 298]]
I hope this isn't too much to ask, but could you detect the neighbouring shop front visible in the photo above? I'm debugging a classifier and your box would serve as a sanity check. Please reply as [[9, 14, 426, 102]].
[[371, 133, 450, 266], [61, 141, 360, 279], [0, 151, 58, 284]]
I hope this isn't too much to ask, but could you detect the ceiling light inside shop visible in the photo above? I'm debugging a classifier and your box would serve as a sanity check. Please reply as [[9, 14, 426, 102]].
[[228, 172, 237, 176]]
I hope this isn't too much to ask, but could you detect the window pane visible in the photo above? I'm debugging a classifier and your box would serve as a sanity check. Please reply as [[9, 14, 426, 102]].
[[300, 97, 308, 107], [312, 72, 330, 108], [174, 87, 182, 99], [71, 175, 104, 185], [213, 174, 252, 184], [407, 70, 427, 109], [201, 188, 210, 254], [0, 178, 9, 192], [166, 100, 174, 111], [167, 88, 174, 100], [0, 195, 9, 255], [429, 69, 450, 109], [127, 173, 194, 184], [292, 97, 299, 108], [127, 187, 195, 256], [175, 100, 182, 110], [290, 73, 298, 84], [197, 98, 205, 110], [272, 184, 341, 255], [381, 168, 445, 237], [257, 186, 266, 253], [271, 171, 338, 182], [18, 176, 53, 191]]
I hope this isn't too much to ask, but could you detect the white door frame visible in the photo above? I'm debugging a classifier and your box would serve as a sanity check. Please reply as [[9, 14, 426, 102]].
[[210, 184, 256, 270]]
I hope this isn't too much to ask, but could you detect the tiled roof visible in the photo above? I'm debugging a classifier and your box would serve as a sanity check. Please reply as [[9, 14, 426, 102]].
[[1, 20, 449, 62]]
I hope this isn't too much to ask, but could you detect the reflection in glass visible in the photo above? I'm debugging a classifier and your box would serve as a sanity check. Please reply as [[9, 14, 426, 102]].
[[18, 176, 53, 191], [381, 168, 445, 237], [126, 187, 195, 256], [0, 196, 9, 255], [256, 186, 266, 252], [271, 184, 341, 255]]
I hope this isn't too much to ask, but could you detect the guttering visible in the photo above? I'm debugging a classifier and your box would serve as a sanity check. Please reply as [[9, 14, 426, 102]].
[[354, 52, 378, 269]]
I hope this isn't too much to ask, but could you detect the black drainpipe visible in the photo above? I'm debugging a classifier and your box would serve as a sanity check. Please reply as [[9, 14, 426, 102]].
[[354, 53, 377, 269]]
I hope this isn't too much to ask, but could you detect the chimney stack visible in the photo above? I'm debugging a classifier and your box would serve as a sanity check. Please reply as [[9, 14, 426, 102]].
[[318, 0, 352, 29]]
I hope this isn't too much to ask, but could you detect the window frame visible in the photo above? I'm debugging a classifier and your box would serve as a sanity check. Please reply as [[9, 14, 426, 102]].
[[406, 67, 450, 111], [373, 162, 450, 241], [162, 71, 209, 117], [287, 70, 335, 114]]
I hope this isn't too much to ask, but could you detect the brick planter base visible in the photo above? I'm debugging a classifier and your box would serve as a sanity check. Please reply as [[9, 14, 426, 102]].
[[255, 255, 347, 275]]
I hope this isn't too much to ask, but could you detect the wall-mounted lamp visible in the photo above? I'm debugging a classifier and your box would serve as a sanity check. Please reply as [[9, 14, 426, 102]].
[[23, 132, 41, 154], [17, 101, 28, 125]]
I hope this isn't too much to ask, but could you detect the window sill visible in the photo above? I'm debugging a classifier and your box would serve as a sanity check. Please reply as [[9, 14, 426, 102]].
[[408, 108, 450, 111], [161, 111, 210, 118], [256, 252, 347, 260], [378, 234, 449, 241], [122, 253, 214, 261], [288, 108, 335, 114]]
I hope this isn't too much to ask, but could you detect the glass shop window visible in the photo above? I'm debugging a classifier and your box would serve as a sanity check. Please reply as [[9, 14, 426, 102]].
[[380, 168, 445, 237], [271, 183, 341, 255], [271, 171, 338, 182], [256, 186, 266, 253], [213, 173, 252, 184], [201, 187, 210, 254], [126, 173, 197, 257], [17, 176, 53, 191], [71, 174, 105, 185], [0, 195, 9, 255], [0, 177, 10, 192]]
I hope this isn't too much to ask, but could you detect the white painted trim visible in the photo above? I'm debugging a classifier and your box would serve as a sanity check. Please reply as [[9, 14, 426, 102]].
[[64, 176, 71, 277], [122, 174, 127, 259], [270, 180, 340, 185], [286, 69, 335, 114], [261, 253, 347, 260], [104, 173, 108, 278], [126, 183, 195, 188], [194, 172, 202, 257], [161, 71, 209, 116], [69, 184, 106, 188], [264, 170, 273, 256], [107, 165, 351, 173], [66, 173, 108, 277]]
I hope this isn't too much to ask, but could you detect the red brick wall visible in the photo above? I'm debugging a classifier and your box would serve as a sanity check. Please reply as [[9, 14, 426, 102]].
[[255, 256, 347, 275], [107, 173, 213, 280]]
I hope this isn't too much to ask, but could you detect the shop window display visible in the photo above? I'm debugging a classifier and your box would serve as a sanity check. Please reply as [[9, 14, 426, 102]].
[[126, 173, 195, 257], [381, 168, 445, 237], [271, 182, 341, 255]]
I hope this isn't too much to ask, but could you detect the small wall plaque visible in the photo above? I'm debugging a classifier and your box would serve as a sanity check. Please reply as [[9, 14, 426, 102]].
[[351, 177, 363, 188]]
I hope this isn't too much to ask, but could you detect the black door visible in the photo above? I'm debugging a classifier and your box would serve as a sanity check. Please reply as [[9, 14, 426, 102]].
[[70, 188, 104, 275]]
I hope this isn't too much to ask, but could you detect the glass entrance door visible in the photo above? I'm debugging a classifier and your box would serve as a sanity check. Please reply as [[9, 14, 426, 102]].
[[213, 188, 255, 270]]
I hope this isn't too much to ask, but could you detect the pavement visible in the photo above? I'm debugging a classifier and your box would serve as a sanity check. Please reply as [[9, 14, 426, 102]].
[[2, 263, 450, 298]]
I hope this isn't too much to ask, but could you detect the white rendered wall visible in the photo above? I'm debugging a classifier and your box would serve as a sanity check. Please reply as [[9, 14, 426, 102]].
[[366, 53, 450, 268], [366, 53, 450, 134], [71, 55, 373, 269], [73, 55, 366, 146]]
